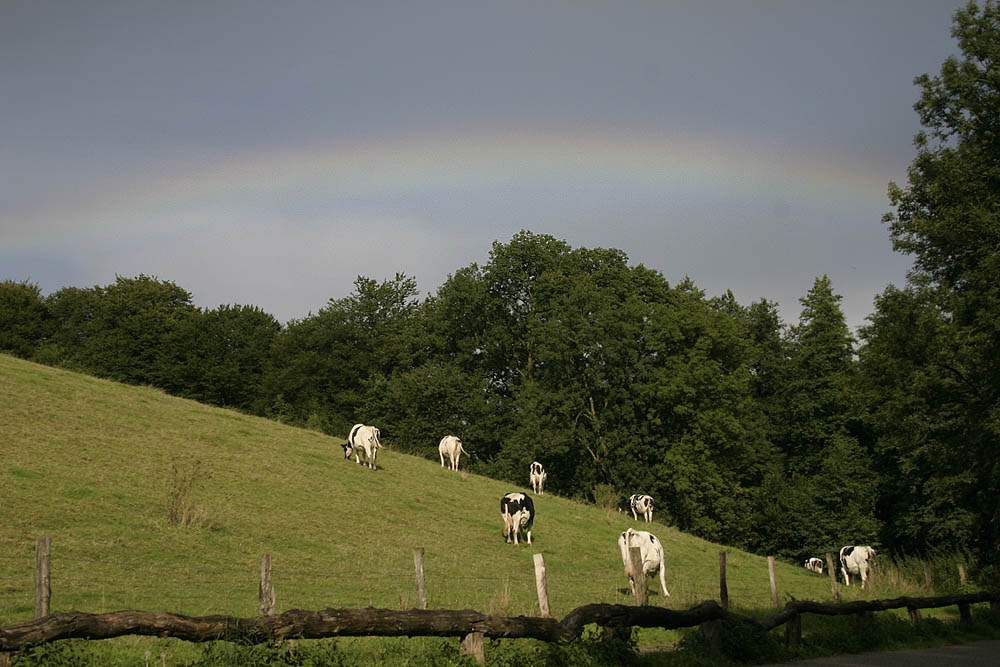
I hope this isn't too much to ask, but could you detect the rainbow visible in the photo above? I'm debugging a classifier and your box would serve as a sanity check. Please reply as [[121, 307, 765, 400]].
[[4, 125, 897, 253]]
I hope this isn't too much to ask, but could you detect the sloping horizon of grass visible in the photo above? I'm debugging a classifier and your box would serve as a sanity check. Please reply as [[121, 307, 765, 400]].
[[2, 353, 985, 663]]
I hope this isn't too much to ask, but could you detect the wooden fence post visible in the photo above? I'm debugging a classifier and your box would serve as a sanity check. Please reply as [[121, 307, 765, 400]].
[[699, 619, 723, 657], [34, 537, 51, 619], [533, 554, 550, 618], [908, 606, 922, 626], [258, 553, 275, 616], [958, 602, 972, 625], [767, 556, 779, 609], [412, 547, 427, 610], [628, 546, 647, 606], [719, 551, 729, 610], [825, 553, 840, 602], [460, 632, 485, 664], [923, 560, 934, 593], [785, 613, 801, 646]]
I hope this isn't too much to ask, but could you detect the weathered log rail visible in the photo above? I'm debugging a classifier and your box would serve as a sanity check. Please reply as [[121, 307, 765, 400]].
[[2, 592, 998, 652], [0, 601, 728, 650], [760, 591, 999, 631]]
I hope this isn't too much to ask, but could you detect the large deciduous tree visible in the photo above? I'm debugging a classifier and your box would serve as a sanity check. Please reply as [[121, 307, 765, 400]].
[[182, 304, 281, 411], [258, 273, 421, 435], [864, 0, 1000, 570], [44, 275, 198, 392], [0, 280, 51, 359]]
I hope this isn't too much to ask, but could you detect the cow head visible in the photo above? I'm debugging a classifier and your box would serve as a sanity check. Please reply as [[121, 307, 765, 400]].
[[342, 443, 353, 458]]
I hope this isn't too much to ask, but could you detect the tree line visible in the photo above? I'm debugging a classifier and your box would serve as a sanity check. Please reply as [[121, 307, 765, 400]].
[[2, 2, 998, 578]]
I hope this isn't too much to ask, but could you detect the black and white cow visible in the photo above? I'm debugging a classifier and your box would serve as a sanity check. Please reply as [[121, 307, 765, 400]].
[[618, 528, 670, 598], [348, 423, 382, 470], [839, 545, 876, 588], [500, 492, 535, 545], [438, 435, 470, 471], [804, 557, 824, 574], [529, 461, 547, 494], [629, 494, 654, 523], [341, 442, 353, 459]]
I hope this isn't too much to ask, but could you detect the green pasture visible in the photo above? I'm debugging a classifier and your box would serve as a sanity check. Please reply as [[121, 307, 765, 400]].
[[0, 354, 985, 664]]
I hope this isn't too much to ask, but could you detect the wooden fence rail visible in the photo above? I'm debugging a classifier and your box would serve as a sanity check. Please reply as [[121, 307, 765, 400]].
[[2, 592, 998, 653]]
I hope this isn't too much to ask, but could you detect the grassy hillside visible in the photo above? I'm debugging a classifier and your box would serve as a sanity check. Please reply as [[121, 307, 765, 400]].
[[2, 353, 848, 633]]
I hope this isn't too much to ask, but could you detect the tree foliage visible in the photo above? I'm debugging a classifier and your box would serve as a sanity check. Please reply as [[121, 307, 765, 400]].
[[865, 0, 1000, 570], [0, 280, 51, 359]]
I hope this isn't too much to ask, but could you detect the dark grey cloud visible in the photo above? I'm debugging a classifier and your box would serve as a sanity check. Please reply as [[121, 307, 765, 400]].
[[0, 1, 964, 331]]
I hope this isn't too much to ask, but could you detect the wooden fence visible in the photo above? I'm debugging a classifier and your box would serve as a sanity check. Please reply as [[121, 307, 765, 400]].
[[2, 538, 998, 663]]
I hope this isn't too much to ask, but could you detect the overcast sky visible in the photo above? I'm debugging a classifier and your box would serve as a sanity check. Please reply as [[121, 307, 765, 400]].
[[1, 1, 965, 332]]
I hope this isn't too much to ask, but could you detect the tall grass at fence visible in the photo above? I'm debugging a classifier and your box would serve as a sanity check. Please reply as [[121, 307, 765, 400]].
[[865, 550, 975, 598]]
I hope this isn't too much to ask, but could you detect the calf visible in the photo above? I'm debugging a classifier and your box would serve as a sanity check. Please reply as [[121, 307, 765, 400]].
[[839, 545, 876, 588], [500, 492, 535, 545], [348, 423, 382, 470], [804, 557, 824, 574], [629, 494, 654, 522], [438, 435, 470, 471], [529, 461, 547, 494], [618, 528, 670, 598]]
